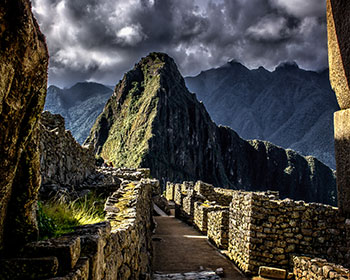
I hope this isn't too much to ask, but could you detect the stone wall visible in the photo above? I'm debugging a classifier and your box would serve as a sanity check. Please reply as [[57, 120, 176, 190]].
[[194, 181, 233, 206], [166, 180, 350, 277], [228, 190, 350, 274], [40, 111, 96, 187], [207, 208, 229, 249], [1, 172, 157, 279], [293, 256, 349, 280], [165, 182, 175, 201], [193, 202, 224, 234]]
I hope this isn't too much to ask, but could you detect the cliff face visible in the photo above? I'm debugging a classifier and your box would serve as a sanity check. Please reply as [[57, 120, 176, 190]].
[[185, 62, 339, 169], [86, 53, 336, 205], [0, 0, 48, 252]]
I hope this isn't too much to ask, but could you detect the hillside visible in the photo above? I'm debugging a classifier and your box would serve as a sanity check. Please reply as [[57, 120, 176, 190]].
[[85, 53, 336, 205], [185, 62, 339, 169], [44, 82, 113, 143]]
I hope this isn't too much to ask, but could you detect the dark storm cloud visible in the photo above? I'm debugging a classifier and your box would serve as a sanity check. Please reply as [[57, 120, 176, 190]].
[[32, 0, 327, 87]]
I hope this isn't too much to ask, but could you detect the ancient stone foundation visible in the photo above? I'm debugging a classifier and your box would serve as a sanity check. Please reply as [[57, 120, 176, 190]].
[[1, 173, 157, 280], [166, 181, 350, 276]]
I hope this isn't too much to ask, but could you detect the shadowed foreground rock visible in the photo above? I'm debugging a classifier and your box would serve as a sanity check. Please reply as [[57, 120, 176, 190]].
[[86, 52, 336, 205], [0, 0, 48, 253], [327, 0, 350, 216]]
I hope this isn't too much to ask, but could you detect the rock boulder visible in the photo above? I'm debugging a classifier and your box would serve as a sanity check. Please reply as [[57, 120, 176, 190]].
[[0, 0, 48, 253]]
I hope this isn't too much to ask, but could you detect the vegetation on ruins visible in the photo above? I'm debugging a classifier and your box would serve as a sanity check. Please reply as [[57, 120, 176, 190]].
[[37, 192, 105, 239]]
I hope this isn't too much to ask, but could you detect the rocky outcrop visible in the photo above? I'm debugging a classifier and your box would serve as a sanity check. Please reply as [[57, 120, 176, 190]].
[[327, 0, 350, 217], [185, 61, 339, 169], [86, 52, 336, 205], [45, 82, 113, 144], [0, 0, 48, 253], [39, 111, 96, 189]]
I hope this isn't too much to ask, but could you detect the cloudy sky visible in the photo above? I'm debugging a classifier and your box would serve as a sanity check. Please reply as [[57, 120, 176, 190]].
[[32, 0, 328, 88]]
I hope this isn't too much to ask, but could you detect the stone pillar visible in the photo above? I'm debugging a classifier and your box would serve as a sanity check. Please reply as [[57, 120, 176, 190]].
[[0, 0, 48, 253], [327, 0, 350, 216]]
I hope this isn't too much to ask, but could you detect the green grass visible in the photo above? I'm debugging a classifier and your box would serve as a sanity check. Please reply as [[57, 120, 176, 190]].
[[37, 192, 105, 239]]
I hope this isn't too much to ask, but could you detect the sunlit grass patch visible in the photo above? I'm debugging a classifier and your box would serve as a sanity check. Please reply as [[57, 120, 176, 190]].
[[38, 192, 105, 239]]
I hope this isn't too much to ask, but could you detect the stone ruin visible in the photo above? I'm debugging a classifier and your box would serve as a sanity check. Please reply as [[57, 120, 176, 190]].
[[166, 181, 350, 279], [327, 0, 350, 219], [39, 111, 96, 189], [1, 0, 350, 279], [1, 170, 159, 279]]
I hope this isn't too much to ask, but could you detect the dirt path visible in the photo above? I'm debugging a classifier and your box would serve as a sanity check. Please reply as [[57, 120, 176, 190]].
[[152, 216, 250, 280]]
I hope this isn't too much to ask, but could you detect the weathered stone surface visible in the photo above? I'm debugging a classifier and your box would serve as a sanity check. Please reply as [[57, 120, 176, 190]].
[[48, 258, 89, 280], [334, 109, 350, 217], [153, 271, 220, 280], [40, 111, 96, 188], [167, 180, 350, 274], [0, 0, 48, 252], [0, 256, 59, 279], [207, 208, 229, 249], [24, 236, 81, 274], [86, 52, 336, 205], [227, 189, 349, 273], [327, 0, 350, 109], [258, 266, 287, 279], [293, 256, 350, 280]]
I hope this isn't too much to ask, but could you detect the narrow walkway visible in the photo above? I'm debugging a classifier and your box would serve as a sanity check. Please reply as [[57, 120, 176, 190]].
[[152, 216, 250, 280]]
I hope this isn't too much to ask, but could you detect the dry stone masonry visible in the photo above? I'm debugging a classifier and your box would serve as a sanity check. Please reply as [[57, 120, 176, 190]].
[[207, 208, 229, 249], [293, 256, 349, 280], [1, 169, 157, 280], [40, 111, 96, 188], [166, 180, 350, 277]]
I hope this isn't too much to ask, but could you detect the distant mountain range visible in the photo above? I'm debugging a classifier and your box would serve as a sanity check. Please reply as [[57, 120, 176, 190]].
[[185, 61, 339, 169], [44, 60, 339, 170], [85, 52, 336, 205], [44, 82, 113, 144]]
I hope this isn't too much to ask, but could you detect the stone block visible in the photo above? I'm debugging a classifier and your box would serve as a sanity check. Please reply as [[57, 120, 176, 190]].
[[48, 257, 89, 280], [0, 256, 58, 279], [24, 236, 81, 274], [258, 266, 287, 279], [334, 109, 350, 216], [0, 0, 48, 252], [327, 0, 350, 109]]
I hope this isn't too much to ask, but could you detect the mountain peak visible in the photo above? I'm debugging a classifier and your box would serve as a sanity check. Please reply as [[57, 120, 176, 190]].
[[228, 59, 242, 65], [86, 53, 336, 205], [275, 61, 300, 71], [134, 52, 178, 74]]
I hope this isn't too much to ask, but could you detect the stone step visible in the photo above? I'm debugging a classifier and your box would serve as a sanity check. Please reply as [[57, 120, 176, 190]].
[[23, 236, 81, 274], [153, 271, 220, 280], [47, 257, 89, 280], [0, 256, 59, 279]]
